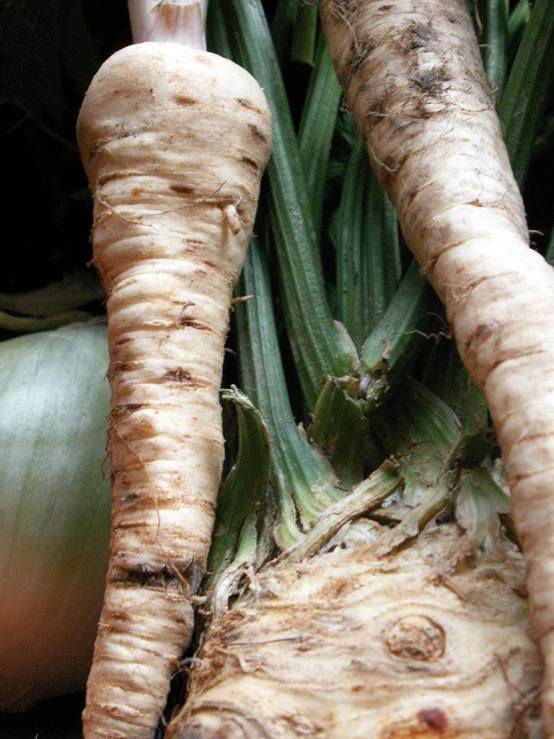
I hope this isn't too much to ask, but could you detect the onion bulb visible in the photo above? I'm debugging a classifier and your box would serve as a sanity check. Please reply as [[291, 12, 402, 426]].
[[0, 322, 110, 711]]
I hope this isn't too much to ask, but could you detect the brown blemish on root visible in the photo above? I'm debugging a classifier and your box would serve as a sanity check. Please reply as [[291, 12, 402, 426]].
[[163, 368, 193, 383], [237, 97, 264, 116], [418, 708, 449, 732], [407, 23, 436, 49], [412, 67, 450, 97], [176, 304, 215, 332], [248, 123, 268, 143], [173, 95, 197, 106], [241, 156, 259, 173], [112, 559, 203, 593], [109, 360, 132, 376], [112, 403, 145, 417], [171, 184, 195, 196]]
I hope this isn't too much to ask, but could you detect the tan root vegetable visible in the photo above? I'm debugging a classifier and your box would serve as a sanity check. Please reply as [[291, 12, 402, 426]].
[[168, 525, 542, 738], [318, 0, 554, 731], [76, 2, 272, 735]]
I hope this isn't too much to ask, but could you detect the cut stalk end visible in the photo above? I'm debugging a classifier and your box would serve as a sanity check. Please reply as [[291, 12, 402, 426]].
[[127, 0, 207, 49]]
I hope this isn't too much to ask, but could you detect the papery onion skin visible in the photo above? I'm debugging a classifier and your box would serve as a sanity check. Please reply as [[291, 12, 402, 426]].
[[0, 323, 111, 712]]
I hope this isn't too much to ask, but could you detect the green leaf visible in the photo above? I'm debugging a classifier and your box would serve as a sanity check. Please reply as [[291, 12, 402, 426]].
[[206, 387, 271, 590], [297, 32, 342, 240], [499, 0, 554, 188]]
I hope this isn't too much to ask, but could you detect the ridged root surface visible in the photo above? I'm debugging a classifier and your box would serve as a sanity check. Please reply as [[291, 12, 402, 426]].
[[77, 42, 271, 738], [320, 0, 554, 731], [168, 525, 542, 738]]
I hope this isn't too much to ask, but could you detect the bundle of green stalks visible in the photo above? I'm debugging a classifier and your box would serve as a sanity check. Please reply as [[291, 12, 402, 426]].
[[163, 0, 554, 736]]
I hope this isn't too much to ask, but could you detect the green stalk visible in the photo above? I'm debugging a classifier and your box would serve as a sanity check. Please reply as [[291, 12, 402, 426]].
[[235, 239, 344, 549], [507, 0, 531, 61], [484, 0, 509, 100], [269, 0, 298, 67], [422, 340, 489, 435], [297, 32, 342, 240], [290, 2, 318, 66], [360, 260, 441, 404], [499, 0, 554, 188], [309, 377, 374, 488], [213, 0, 354, 409], [334, 137, 401, 349]]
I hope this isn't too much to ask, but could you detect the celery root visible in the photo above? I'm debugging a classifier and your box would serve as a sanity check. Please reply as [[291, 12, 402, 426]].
[[319, 0, 554, 730], [76, 32, 271, 739], [168, 524, 542, 737]]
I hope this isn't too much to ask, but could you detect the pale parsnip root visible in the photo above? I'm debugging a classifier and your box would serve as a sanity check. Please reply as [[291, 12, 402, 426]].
[[168, 525, 542, 738], [319, 0, 554, 731], [77, 42, 271, 738]]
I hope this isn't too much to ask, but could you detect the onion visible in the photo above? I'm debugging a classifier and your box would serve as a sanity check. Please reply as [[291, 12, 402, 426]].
[[0, 322, 111, 711]]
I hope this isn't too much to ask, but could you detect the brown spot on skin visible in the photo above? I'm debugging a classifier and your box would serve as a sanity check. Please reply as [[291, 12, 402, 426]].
[[173, 95, 197, 106], [408, 23, 435, 49], [112, 403, 144, 416], [385, 708, 452, 738], [248, 123, 268, 143], [177, 315, 215, 332], [163, 368, 192, 383], [237, 97, 264, 116], [111, 558, 203, 592], [418, 708, 448, 732], [116, 129, 140, 140], [241, 156, 259, 173], [110, 360, 130, 374], [171, 184, 195, 196], [412, 67, 450, 96], [385, 615, 446, 661], [132, 187, 143, 197], [464, 321, 497, 352]]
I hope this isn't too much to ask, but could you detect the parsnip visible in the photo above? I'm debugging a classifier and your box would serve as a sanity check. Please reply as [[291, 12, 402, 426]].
[[319, 0, 554, 730], [76, 12, 271, 737]]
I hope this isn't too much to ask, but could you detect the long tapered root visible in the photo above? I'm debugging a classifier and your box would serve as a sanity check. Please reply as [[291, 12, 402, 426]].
[[77, 43, 271, 737], [320, 0, 554, 730]]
